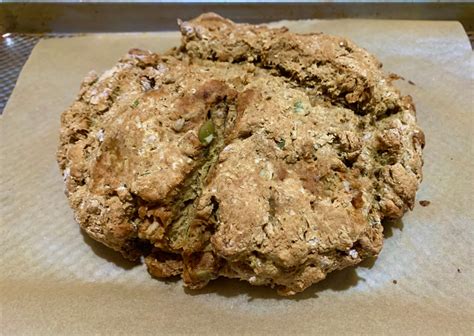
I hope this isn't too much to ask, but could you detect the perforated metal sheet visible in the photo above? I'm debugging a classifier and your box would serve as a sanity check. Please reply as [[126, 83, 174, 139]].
[[0, 34, 41, 114]]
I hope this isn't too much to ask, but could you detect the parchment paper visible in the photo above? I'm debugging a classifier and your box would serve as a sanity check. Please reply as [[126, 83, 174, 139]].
[[1, 20, 473, 335]]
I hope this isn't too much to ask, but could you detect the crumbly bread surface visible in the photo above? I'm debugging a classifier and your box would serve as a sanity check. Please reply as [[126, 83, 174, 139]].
[[58, 13, 424, 295]]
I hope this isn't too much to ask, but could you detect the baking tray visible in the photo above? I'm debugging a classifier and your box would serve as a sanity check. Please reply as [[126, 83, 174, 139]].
[[1, 17, 473, 334]]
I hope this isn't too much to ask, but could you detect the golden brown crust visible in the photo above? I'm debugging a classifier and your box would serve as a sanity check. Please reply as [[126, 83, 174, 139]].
[[58, 13, 424, 295]]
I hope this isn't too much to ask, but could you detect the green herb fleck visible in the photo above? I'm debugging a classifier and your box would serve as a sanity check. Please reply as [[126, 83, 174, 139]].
[[140, 170, 151, 176], [195, 270, 212, 281], [276, 138, 286, 149], [294, 100, 305, 115], [131, 99, 139, 108], [198, 120, 215, 145]]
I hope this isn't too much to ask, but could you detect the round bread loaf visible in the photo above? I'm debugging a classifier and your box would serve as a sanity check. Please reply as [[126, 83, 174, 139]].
[[58, 13, 424, 295]]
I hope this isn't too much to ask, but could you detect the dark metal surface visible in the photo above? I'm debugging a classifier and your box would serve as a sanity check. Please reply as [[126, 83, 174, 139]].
[[0, 34, 40, 114]]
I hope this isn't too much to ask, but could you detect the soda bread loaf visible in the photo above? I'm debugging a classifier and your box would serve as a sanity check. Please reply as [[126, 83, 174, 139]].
[[58, 13, 424, 295]]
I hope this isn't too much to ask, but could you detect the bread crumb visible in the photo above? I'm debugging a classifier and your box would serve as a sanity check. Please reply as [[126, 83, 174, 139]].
[[419, 200, 431, 207]]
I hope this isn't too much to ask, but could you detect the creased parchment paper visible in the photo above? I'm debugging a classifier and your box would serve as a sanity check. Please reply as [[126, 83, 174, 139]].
[[1, 19, 473, 335]]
